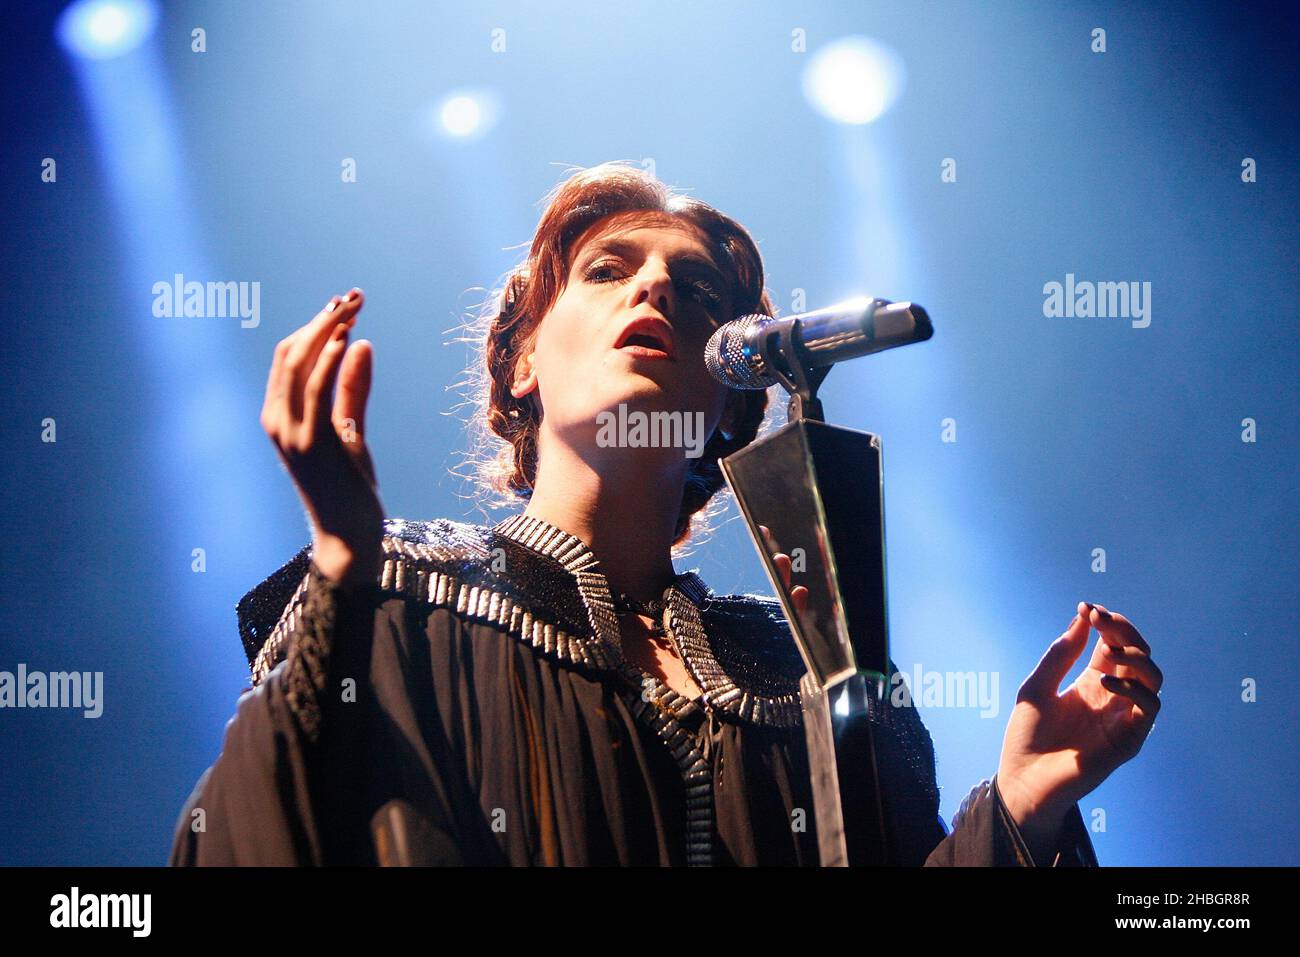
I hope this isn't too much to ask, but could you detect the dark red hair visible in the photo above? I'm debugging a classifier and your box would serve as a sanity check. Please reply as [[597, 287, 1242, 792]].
[[458, 161, 778, 551]]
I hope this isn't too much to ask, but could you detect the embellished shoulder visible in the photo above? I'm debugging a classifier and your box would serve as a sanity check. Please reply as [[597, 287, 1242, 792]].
[[239, 517, 612, 686], [652, 584, 805, 727], [238, 514, 927, 739], [236, 518, 482, 676], [697, 592, 808, 692]]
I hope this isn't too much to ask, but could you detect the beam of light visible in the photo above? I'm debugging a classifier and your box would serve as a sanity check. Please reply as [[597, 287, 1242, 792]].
[[817, 105, 1019, 836], [442, 96, 482, 136], [58, 21, 282, 705], [56, 0, 158, 61], [430, 90, 501, 140], [802, 36, 907, 126]]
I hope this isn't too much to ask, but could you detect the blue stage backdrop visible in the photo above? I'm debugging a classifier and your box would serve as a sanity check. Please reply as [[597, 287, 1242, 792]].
[[1, 0, 1296, 865]]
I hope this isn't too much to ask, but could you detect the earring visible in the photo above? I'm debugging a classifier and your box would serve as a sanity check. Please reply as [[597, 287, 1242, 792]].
[[718, 408, 736, 442]]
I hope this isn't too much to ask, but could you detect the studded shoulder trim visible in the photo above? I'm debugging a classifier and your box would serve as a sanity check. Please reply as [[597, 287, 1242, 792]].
[[246, 518, 618, 686], [240, 514, 811, 727]]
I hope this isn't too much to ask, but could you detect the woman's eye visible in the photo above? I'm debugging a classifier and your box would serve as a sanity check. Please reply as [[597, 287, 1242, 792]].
[[585, 261, 625, 283], [682, 278, 724, 314], [690, 281, 721, 304], [585, 261, 724, 319]]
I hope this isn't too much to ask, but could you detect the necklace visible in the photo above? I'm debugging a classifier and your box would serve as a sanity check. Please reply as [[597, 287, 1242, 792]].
[[613, 587, 708, 705], [611, 589, 673, 646], [612, 590, 667, 618]]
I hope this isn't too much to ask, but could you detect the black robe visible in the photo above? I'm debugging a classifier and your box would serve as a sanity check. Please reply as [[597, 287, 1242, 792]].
[[169, 513, 1098, 866]]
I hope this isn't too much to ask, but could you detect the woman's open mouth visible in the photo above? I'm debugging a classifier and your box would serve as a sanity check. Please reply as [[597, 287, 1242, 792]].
[[617, 337, 673, 360], [614, 315, 676, 361]]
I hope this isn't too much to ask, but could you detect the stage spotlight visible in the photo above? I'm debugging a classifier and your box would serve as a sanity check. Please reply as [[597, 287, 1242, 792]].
[[56, 0, 158, 61], [442, 96, 481, 136], [435, 90, 500, 139], [802, 36, 907, 125]]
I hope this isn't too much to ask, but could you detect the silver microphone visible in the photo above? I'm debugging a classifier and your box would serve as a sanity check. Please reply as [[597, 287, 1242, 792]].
[[705, 296, 933, 390]]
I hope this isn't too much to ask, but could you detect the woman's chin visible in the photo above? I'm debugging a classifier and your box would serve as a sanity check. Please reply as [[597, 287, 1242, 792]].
[[595, 368, 672, 401], [607, 381, 676, 412]]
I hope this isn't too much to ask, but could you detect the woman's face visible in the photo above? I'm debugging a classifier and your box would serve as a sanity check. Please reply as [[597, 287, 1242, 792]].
[[511, 210, 739, 464]]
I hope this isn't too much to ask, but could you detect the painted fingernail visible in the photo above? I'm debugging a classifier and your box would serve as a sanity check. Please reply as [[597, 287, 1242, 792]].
[[325, 296, 341, 313], [344, 288, 362, 301]]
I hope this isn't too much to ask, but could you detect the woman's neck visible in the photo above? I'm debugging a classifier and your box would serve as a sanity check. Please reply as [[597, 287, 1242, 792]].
[[522, 437, 685, 605]]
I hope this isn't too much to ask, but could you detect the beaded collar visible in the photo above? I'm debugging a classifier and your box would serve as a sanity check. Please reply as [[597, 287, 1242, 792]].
[[240, 513, 805, 727], [490, 513, 804, 727]]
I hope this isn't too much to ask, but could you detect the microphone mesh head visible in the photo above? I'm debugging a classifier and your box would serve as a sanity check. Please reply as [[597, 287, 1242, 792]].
[[705, 314, 775, 389]]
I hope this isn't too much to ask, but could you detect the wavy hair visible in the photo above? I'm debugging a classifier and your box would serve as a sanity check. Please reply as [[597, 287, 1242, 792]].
[[454, 161, 779, 554]]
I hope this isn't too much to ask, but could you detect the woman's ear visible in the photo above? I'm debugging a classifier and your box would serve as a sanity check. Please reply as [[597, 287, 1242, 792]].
[[510, 352, 537, 399], [716, 391, 741, 441]]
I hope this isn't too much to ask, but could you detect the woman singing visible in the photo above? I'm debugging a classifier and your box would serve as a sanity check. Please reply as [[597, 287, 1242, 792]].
[[169, 161, 1160, 866]]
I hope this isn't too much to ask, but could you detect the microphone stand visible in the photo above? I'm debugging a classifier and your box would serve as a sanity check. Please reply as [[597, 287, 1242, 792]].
[[719, 316, 910, 865]]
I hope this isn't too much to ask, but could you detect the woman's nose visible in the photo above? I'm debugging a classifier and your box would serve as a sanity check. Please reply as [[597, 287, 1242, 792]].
[[628, 263, 675, 317]]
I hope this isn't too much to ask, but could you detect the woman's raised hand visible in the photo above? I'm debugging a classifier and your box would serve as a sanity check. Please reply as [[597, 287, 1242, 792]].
[[260, 289, 384, 590], [995, 602, 1162, 854]]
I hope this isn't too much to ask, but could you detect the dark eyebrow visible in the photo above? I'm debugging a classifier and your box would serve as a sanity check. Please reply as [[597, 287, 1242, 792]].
[[578, 236, 728, 289]]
